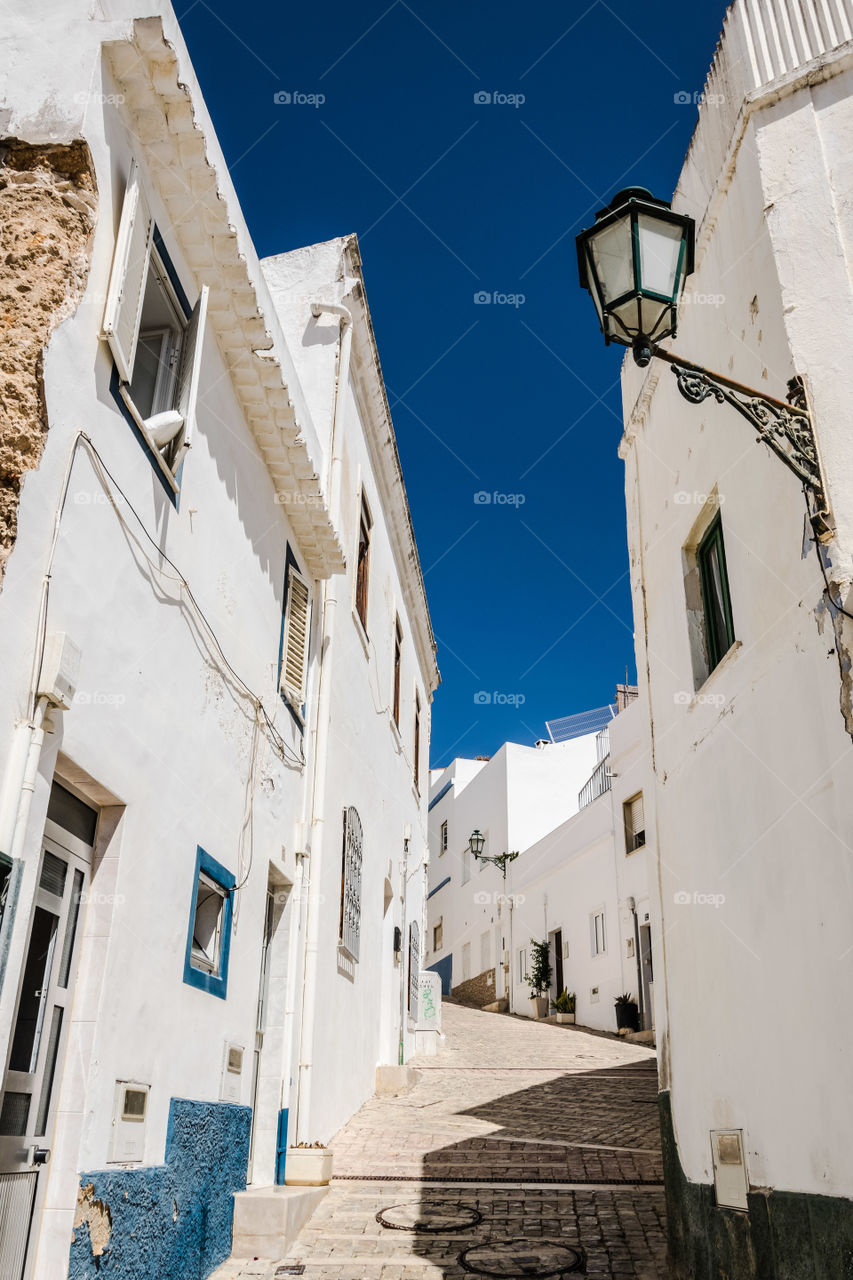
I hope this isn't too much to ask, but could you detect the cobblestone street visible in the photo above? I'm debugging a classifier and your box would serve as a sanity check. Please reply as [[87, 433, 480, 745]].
[[215, 1004, 669, 1279]]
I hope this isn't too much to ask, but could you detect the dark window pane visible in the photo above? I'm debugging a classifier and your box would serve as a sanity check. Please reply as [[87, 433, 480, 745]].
[[34, 1006, 63, 1136], [10, 907, 58, 1073], [57, 870, 84, 990], [699, 519, 734, 671], [39, 852, 66, 899], [47, 783, 98, 846], [0, 1091, 31, 1136]]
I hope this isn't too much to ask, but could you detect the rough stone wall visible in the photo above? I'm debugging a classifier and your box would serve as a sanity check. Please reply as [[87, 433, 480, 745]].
[[0, 138, 96, 580], [451, 967, 496, 1008], [68, 1098, 252, 1280]]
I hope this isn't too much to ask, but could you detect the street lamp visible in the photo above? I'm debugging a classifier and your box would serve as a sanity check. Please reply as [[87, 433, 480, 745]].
[[576, 187, 832, 538], [469, 831, 519, 1012], [576, 187, 694, 369]]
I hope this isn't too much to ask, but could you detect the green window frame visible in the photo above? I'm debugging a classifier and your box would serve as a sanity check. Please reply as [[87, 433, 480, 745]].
[[698, 515, 735, 673]]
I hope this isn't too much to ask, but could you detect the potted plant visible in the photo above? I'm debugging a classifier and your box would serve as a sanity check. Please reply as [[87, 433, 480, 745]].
[[284, 1141, 334, 1186], [552, 989, 576, 1024], [614, 992, 640, 1033], [527, 938, 552, 1018]]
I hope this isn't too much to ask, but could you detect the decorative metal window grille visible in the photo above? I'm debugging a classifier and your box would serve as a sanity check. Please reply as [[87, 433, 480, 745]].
[[408, 921, 420, 1017], [339, 807, 363, 962]]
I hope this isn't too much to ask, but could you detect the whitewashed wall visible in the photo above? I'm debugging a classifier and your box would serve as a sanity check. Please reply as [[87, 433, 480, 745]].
[[619, 28, 853, 1205], [426, 736, 601, 1002]]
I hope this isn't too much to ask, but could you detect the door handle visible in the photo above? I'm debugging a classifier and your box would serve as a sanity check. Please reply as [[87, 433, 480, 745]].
[[28, 1146, 51, 1166]]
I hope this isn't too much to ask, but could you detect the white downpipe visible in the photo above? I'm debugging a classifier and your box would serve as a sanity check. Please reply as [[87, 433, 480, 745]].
[[293, 301, 352, 1145], [280, 851, 306, 1114], [0, 697, 49, 869]]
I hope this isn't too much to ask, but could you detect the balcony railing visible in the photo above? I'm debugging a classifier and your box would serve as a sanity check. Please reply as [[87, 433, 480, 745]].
[[578, 753, 612, 810]]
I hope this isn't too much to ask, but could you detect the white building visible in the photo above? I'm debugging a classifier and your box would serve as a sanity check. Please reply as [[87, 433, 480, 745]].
[[616, 0, 853, 1273], [510, 695, 654, 1034], [0, 5, 438, 1279], [426, 691, 653, 1035]]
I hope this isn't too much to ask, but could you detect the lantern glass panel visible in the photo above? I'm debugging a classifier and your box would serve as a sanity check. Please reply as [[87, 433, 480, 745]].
[[589, 214, 634, 303], [639, 296, 671, 339], [637, 214, 684, 300]]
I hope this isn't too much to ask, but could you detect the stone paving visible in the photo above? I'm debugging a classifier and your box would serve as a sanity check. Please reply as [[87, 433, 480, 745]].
[[213, 1003, 670, 1279]]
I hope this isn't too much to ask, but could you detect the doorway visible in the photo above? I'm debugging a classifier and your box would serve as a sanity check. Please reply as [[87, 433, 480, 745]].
[[0, 782, 97, 1280], [639, 924, 653, 1030], [550, 928, 563, 1000]]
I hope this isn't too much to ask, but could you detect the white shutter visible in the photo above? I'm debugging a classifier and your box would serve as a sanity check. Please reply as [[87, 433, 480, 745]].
[[280, 566, 311, 707], [102, 161, 153, 383], [174, 285, 209, 452]]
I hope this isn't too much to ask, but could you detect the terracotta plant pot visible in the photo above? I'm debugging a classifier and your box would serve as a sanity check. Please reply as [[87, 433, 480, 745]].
[[284, 1148, 334, 1186]]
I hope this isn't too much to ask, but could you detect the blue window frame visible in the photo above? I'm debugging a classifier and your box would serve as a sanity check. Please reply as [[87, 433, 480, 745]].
[[183, 846, 235, 1000]]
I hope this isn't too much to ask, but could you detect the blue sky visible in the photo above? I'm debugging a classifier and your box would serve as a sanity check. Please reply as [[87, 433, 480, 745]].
[[178, 0, 728, 767]]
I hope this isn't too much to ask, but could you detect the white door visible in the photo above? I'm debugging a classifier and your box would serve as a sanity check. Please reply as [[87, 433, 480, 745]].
[[0, 798, 95, 1279]]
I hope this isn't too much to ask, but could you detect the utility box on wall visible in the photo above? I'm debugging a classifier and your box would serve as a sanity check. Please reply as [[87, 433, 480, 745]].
[[711, 1129, 749, 1210], [109, 1081, 149, 1163], [220, 1042, 245, 1103]]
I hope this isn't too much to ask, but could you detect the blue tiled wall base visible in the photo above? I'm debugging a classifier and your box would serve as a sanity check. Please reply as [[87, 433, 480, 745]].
[[69, 1098, 251, 1280]]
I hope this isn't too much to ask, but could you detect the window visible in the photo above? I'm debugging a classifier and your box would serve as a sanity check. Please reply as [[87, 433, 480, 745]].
[[440, 820, 448, 855], [591, 908, 606, 957], [102, 162, 208, 492], [697, 515, 735, 673], [461, 843, 471, 885], [355, 494, 372, 631], [624, 793, 646, 853], [280, 561, 311, 713], [518, 947, 527, 982], [339, 806, 363, 962], [433, 918, 443, 952], [413, 692, 422, 793], [184, 847, 234, 999], [392, 618, 402, 726]]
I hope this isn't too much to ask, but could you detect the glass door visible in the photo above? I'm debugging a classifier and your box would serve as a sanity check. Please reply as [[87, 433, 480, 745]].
[[0, 832, 90, 1279]]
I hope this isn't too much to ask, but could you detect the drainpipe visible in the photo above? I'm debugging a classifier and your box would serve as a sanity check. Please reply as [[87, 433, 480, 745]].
[[0, 697, 50, 902], [293, 301, 352, 1145], [398, 843, 408, 1065]]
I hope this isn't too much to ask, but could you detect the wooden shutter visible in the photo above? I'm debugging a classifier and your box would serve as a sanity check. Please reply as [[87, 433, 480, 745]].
[[102, 161, 153, 383], [171, 284, 209, 471], [280, 566, 311, 708]]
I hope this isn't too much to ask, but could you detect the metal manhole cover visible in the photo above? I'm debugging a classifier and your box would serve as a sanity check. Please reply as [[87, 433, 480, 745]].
[[377, 1201, 482, 1232], [459, 1239, 583, 1277]]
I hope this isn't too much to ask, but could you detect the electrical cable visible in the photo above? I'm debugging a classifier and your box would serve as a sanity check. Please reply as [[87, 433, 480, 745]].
[[35, 431, 304, 770], [803, 484, 853, 622]]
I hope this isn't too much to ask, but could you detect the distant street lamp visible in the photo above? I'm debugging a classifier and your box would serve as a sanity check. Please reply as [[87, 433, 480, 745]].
[[468, 828, 485, 859], [468, 831, 519, 1011], [576, 187, 832, 539]]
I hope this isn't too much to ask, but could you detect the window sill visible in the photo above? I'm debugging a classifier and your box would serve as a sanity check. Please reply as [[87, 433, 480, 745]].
[[118, 383, 182, 494], [692, 639, 742, 705], [352, 610, 371, 660]]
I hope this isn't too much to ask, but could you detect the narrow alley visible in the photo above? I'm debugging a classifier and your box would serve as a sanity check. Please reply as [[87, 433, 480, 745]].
[[215, 1004, 668, 1279]]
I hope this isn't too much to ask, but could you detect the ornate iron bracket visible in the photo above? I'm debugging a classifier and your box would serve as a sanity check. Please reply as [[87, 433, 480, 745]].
[[651, 347, 833, 539]]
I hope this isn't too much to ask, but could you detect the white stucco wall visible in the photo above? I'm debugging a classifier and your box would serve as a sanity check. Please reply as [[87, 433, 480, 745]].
[[425, 733, 604, 1002], [619, 19, 853, 1201], [0, 3, 437, 1275]]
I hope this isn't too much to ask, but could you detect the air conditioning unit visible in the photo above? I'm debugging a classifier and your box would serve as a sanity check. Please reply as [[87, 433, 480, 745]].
[[109, 1081, 149, 1163], [220, 1042, 245, 1103]]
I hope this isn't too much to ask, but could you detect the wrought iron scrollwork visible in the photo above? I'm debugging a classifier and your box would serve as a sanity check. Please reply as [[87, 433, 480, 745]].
[[667, 361, 826, 510]]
